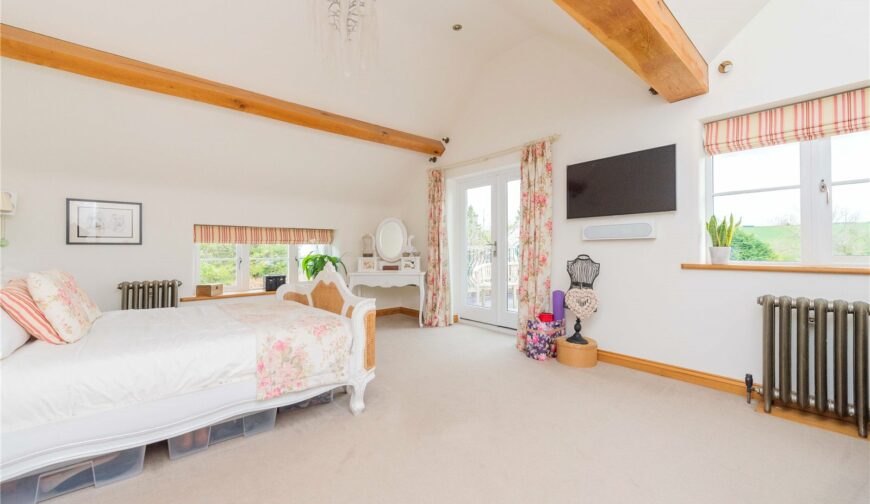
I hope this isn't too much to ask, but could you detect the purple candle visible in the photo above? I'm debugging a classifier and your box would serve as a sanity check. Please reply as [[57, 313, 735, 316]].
[[553, 290, 565, 321]]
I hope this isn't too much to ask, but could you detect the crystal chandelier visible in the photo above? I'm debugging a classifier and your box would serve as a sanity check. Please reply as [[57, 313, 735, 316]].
[[316, 0, 379, 75]]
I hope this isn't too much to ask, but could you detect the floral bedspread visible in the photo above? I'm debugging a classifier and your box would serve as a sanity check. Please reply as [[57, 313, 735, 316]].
[[220, 301, 353, 400]]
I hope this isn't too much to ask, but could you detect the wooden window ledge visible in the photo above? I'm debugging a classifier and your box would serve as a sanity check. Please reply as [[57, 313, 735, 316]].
[[180, 290, 275, 303], [681, 263, 870, 275]]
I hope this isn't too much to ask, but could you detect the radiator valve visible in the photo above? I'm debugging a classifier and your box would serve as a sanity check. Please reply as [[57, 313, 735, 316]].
[[744, 374, 753, 404]]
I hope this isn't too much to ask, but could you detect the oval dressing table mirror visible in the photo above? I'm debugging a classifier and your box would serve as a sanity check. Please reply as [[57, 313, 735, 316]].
[[349, 218, 425, 327], [375, 218, 406, 263]]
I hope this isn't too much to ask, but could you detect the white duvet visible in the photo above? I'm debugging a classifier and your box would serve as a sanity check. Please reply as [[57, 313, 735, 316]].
[[1, 305, 257, 433]]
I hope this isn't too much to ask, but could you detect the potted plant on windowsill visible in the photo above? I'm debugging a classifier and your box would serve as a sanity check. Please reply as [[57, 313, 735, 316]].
[[301, 252, 348, 281], [706, 214, 742, 265]]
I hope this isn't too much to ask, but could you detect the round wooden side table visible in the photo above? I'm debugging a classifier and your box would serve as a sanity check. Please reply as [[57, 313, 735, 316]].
[[556, 336, 598, 368]]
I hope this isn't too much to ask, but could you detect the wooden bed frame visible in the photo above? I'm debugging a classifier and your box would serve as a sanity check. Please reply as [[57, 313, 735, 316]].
[[1, 264, 375, 482]]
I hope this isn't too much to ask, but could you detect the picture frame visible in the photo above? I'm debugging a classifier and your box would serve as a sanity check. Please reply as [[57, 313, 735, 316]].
[[357, 257, 378, 272], [400, 257, 419, 271], [66, 198, 142, 245]]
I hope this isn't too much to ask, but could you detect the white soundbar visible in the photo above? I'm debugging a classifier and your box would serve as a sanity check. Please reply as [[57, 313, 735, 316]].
[[582, 222, 656, 241]]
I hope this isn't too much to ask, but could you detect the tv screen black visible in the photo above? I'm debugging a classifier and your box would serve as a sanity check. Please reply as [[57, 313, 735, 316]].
[[567, 144, 676, 219]]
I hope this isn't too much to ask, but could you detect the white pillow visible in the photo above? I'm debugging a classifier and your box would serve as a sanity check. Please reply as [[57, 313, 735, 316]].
[[27, 271, 102, 343], [1, 308, 31, 358]]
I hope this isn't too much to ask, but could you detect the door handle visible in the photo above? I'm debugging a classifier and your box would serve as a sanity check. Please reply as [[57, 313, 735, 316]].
[[491, 241, 497, 258]]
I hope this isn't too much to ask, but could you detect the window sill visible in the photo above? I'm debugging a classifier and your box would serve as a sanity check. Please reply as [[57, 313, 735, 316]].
[[180, 290, 276, 303], [681, 263, 870, 275]]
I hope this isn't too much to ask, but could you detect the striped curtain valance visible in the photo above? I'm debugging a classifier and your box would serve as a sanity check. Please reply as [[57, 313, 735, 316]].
[[704, 87, 869, 155], [193, 225, 333, 245]]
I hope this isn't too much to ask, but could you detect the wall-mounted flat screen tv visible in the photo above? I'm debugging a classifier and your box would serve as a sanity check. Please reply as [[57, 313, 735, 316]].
[[567, 144, 676, 219]]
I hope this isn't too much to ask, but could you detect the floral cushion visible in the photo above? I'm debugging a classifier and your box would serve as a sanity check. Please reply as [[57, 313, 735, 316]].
[[27, 271, 101, 343]]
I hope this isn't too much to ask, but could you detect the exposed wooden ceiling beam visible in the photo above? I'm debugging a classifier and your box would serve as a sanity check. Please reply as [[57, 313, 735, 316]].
[[0, 24, 445, 156], [553, 0, 708, 102]]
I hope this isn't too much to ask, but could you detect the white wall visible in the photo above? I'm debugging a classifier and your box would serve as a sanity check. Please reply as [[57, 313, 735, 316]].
[[2, 0, 867, 357], [0, 60, 420, 310], [1, 169, 417, 310], [434, 0, 870, 379]]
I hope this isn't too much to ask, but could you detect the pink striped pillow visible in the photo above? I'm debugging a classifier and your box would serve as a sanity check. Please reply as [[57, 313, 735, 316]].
[[0, 279, 65, 345]]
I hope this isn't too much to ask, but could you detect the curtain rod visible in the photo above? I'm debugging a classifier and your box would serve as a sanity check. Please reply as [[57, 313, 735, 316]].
[[434, 134, 561, 172]]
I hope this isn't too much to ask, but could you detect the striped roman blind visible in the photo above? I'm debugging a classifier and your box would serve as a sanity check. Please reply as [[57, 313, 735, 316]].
[[193, 225, 333, 245], [704, 87, 869, 155]]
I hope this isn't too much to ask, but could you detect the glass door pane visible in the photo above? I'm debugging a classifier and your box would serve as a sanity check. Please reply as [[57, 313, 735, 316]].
[[465, 185, 493, 309], [506, 179, 521, 313], [455, 167, 520, 328]]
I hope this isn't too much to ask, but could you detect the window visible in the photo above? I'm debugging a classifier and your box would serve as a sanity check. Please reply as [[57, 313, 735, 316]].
[[707, 130, 869, 265], [195, 244, 290, 292], [830, 131, 870, 257], [195, 243, 335, 291], [249, 245, 291, 289], [197, 244, 239, 286]]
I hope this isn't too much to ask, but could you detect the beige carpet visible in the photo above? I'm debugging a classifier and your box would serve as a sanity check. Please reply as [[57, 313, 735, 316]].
[[57, 315, 869, 504]]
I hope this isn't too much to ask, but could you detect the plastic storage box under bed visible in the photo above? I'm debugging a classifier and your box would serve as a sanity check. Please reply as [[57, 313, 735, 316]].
[[168, 408, 278, 459], [278, 390, 334, 413], [168, 391, 335, 459], [0, 446, 146, 504], [1, 391, 337, 501]]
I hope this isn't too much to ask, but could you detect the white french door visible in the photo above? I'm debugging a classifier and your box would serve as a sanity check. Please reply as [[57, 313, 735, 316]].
[[455, 167, 521, 329]]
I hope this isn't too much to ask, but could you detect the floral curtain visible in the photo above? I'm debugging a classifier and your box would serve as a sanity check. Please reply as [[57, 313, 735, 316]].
[[423, 169, 452, 327], [704, 86, 869, 155], [194, 225, 333, 245], [516, 141, 553, 351]]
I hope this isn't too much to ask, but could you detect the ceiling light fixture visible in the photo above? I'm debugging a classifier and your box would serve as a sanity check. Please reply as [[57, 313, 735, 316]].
[[718, 60, 733, 74], [316, 0, 379, 76], [452, 24, 463, 31]]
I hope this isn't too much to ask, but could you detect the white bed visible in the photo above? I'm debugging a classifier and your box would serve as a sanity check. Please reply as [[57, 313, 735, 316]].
[[0, 265, 376, 482]]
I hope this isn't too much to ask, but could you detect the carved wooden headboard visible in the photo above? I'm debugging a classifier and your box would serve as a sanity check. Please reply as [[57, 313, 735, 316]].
[[282, 281, 351, 317]]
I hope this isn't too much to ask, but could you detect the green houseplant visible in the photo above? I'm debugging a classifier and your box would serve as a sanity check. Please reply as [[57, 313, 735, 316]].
[[706, 214, 742, 264], [300, 252, 348, 280]]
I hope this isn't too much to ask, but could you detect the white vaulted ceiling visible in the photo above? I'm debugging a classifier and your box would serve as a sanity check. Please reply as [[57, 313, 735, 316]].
[[0, 0, 769, 203]]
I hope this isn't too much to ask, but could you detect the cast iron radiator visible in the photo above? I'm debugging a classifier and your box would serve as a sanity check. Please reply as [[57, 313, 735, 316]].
[[118, 280, 182, 310], [757, 295, 869, 437]]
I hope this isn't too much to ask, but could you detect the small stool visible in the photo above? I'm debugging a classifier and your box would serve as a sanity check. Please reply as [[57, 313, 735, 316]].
[[556, 337, 598, 368]]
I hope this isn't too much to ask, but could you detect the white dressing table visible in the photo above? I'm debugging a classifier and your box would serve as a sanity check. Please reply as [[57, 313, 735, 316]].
[[350, 218, 425, 327], [349, 271, 425, 327]]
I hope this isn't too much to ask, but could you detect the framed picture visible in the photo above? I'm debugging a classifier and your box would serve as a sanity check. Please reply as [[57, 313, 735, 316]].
[[67, 198, 142, 245], [401, 257, 419, 271], [357, 257, 378, 272]]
